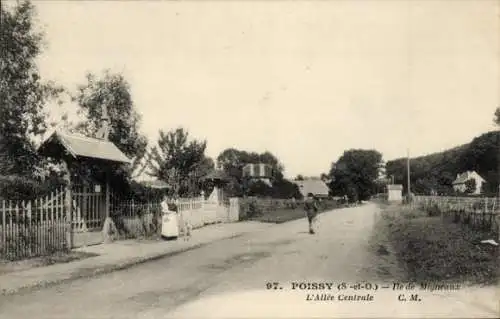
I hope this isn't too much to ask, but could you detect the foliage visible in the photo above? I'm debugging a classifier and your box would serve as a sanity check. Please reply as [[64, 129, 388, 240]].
[[328, 149, 383, 202], [295, 175, 304, 181], [0, 1, 64, 175], [246, 180, 273, 197], [271, 178, 303, 199], [0, 175, 66, 201], [494, 106, 500, 126], [72, 70, 148, 168], [386, 131, 500, 196], [148, 127, 214, 197], [216, 148, 290, 198], [464, 179, 476, 194]]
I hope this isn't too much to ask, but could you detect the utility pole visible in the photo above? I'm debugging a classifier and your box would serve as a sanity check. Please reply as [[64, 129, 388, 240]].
[[407, 148, 411, 200], [497, 127, 500, 200]]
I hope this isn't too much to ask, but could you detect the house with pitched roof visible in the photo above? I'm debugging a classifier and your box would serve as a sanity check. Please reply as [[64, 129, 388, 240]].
[[38, 128, 132, 248], [242, 163, 273, 186], [452, 170, 485, 194], [292, 178, 330, 199]]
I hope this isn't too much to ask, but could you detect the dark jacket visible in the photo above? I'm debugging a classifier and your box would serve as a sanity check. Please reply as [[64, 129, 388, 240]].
[[304, 199, 319, 217]]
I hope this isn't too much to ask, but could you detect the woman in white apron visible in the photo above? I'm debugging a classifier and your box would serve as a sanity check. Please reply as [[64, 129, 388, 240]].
[[160, 197, 180, 240]]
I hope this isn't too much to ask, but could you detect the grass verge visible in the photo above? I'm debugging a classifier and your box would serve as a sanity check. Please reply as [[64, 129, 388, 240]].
[[380, 203, 499, 286], [249, 201, 344, 224]]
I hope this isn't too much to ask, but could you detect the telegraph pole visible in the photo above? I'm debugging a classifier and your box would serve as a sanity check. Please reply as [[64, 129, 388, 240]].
[[407, 148, 411, 200], [497, 125, 500, 199]]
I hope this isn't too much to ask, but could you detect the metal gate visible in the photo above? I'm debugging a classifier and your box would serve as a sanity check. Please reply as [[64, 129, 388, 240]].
[[71, 180, 106, 248]]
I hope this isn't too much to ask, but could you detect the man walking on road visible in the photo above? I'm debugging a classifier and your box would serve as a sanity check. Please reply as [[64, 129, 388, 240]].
[[304, 193, 319, 234]]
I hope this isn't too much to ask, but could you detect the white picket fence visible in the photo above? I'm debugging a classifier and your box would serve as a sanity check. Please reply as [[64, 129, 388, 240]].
[[166, 196, 236, 230]]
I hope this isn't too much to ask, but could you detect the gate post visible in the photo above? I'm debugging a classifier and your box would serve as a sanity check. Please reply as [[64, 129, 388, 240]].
[[102, 173, 116, 243], [63, 161, 73, 249]]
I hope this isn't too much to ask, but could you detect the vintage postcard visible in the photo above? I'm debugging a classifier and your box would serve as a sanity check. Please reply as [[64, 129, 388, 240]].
[[0, 0, 498, 318]]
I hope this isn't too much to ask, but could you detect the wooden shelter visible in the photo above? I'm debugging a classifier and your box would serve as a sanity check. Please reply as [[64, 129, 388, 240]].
[[37, 104, 133, 248], [38, 129, 131, 248]]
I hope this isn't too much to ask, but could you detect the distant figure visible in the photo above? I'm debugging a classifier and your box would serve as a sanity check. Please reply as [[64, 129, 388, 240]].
[[304, 193, 319, 234]]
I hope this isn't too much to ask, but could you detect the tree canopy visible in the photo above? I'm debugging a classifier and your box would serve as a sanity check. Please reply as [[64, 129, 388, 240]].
[[0, 0, 63, 175], [148, 127, 214, 197], [73, 70, 148, 164], [386, 130, 500, 196], [328, 149, 383, 202], [216, 148, 299, 198]]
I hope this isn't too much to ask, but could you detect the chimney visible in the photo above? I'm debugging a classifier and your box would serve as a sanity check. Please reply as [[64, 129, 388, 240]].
[[96, 104, 110, 140]]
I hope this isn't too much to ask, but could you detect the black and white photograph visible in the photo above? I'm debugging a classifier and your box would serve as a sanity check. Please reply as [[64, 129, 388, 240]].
[[0, 0, 498, 318]]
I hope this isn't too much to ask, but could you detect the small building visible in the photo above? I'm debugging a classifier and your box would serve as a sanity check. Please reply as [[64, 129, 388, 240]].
[[37, 105, 133, 248], [452, 171, 485, 195], [387, 184, 403, 202], [293, 179, 330, 199], [37, 129, 131, 248], [242, 163, 273, 186]]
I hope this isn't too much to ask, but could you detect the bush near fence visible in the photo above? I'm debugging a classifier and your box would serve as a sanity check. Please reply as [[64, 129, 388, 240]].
[[0, 175, 66, 201], [108, 196, 221, 239], [109, 200, 161, 240], [1, 188, 68, 261]]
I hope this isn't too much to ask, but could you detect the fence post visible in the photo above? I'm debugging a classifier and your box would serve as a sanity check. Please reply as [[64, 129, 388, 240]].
[[2, 200, 5, 255], [63, 162, 73, 250]]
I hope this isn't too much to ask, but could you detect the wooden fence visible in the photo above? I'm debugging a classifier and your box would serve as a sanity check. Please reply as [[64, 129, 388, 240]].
[[412, 196, 500, 236], [109, 198, 161, 240], [1, 188, 238, 260], [0, 187, 68, 261]]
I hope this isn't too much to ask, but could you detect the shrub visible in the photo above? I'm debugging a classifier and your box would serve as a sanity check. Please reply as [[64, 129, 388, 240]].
[[0, 175, 66, 201]]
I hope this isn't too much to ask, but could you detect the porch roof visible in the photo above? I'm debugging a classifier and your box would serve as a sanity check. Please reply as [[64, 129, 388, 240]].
[[38, 130, 131, 164]]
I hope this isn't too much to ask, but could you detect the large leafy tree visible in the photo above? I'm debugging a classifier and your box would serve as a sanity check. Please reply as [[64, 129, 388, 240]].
[[148, 127, 214, 197], [328, 149, 383, 202], [0, 0, 63, 175], [72, 70, 148, 174], [216, 148, 288, 197]]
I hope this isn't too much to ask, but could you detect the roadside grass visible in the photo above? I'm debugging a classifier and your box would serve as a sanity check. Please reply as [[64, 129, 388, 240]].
[[380, 203, 499, 286], [249, 201, 344, 224], [250, 208, 307, 224], [0, 251, 99, 276]]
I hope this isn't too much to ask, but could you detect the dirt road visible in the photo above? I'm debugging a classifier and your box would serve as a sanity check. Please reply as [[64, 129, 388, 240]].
[[0, 203, 497, 318]]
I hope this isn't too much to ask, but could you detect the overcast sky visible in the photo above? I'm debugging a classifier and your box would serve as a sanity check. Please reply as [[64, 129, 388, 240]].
[[26, 0, 500, 178]]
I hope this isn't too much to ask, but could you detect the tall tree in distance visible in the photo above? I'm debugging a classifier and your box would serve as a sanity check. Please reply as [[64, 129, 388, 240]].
[[216, 148, 287, 197], [148, 127, 214, 197], [494, 107, 500, 198], [0, 0, 63, 175], [328, 149, 383, 202], [72, 70, 148, 174]]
